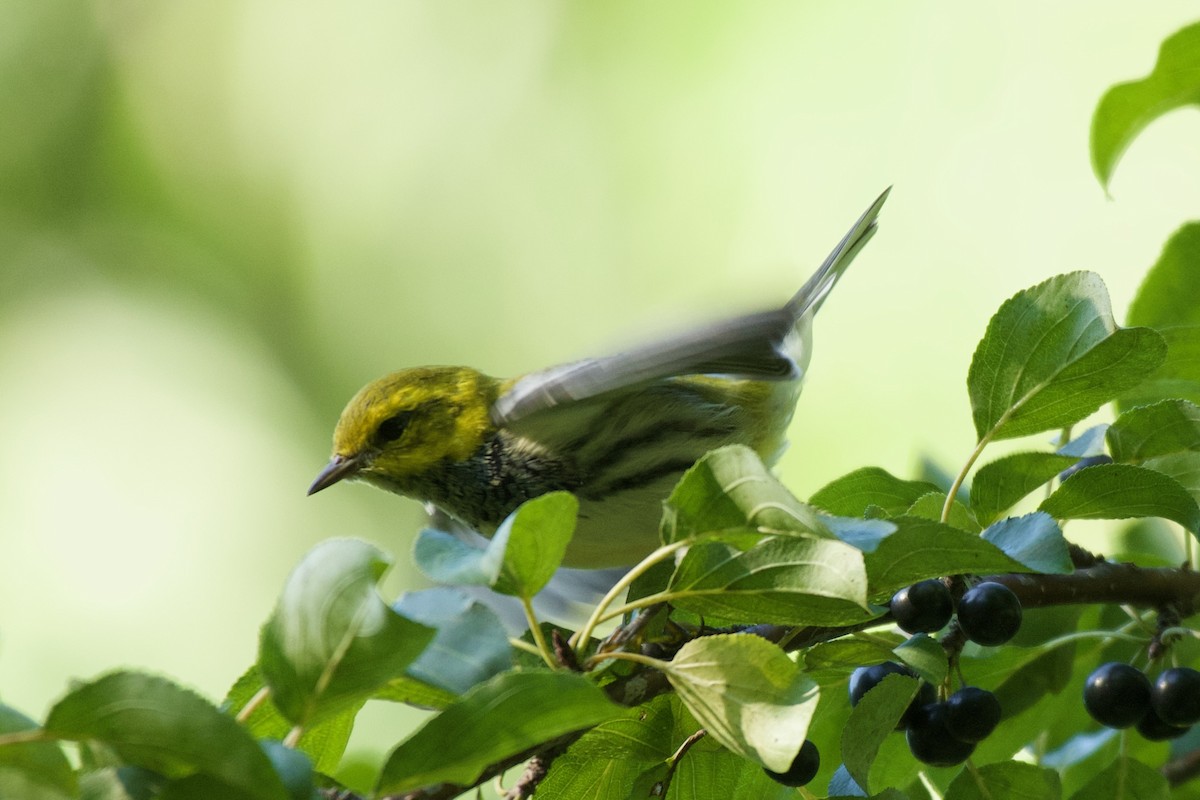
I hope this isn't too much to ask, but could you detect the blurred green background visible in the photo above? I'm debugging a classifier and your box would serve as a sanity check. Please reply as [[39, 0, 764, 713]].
[[3, 0, 1199, 775]]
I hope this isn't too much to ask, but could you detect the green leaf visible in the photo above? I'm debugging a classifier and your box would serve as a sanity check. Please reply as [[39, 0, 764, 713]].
[[971, 453, 1079, 525], [392, 588, 514, 695], [663, 445, 830, 541], [1141, 452, 1200, 507], [946, 761, 1061, 800], [536, 693, 680, 799], [44, 671, 289, 800], [905, 491, 980, 532], [0, 704, 75, 799], [376, 672, 627, 796], [491, 491, 577, 596], [222, 666, 359, 776], [412, 528, 502, 587], [967, 273, 1166, 442], [1122, 224, 1200, 408], [1090, 22, 1200, 190], [1120, 327, 1200, 411], [79, 767, 163, 800], [893, 635, 948, 687], [842, 673, 920, 792], [805, 639, 899, 673], [665, 536, 871, 626], [980, 512, 1073, 574], [810, 467, 941, 518], [372, 675, 458, 710], [659, 634, 820, 773], [666, 747, 797, 800], [1066, 756, 1168, 800], [864, 517, 1033, 597], [1108, 399, 1200, 462], [1040, 462, 1200, 534], [259, 539, 435, 726]]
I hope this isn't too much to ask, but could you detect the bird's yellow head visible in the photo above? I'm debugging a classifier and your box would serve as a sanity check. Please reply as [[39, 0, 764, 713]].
[[308, 366, 500, 496]]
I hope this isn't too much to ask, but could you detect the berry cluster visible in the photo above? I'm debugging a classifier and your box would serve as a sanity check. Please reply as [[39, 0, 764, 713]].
[[847, 660, 1001, 767], [764, 577, 1025, 785], [891, 579, 1023, 646], [1084, 663, 1200, 740]]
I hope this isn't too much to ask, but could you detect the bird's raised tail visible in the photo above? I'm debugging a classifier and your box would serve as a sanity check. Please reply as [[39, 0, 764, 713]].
[[786, 186, 891, 320]]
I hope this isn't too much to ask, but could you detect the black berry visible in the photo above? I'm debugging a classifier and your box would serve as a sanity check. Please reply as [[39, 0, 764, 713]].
[[905, 703, 975, 767], [944, 687, 1001, 743], [957, 582, 1022, 646], [1152, 667, 1200, 727], [1083, 662, 1152, 729], [763, 739, 820, 787], [1136, 709, 1191, 741], [848, 661, 935, 728], [890, 579, 954, 634]]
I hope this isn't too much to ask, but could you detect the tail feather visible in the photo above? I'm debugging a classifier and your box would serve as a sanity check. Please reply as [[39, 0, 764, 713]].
[[787, 186, 891, 319]]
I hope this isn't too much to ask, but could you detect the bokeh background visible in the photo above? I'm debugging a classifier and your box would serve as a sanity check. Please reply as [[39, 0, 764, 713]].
[[3, 0, 1199, 783]]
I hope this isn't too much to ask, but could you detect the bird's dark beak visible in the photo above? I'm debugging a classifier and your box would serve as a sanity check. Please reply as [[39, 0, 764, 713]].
[[308, 454, 364, 495]]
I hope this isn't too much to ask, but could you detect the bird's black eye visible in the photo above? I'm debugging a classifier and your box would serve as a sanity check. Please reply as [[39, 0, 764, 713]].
[[375, 411, 414, 445]]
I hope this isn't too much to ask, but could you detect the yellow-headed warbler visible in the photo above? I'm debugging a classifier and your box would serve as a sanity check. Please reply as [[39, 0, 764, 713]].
[[310, 189, 889, 569]]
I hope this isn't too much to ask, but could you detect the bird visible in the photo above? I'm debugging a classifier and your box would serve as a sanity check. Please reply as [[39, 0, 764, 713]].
[[309, 189, 889, 573]]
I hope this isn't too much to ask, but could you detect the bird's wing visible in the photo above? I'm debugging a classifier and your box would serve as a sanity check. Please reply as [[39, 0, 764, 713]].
[[491, 188, 890, 428]]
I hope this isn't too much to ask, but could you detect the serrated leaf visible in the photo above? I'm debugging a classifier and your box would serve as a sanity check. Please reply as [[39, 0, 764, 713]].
[[905, 491, 980, 532], [1108, 399, 1200, 462], [375, 671, 628, 795], [1040, 463, 1200, 534], [842, 674, 920, 792], [0, 704, 76, 799], [372, 675, 458, 710], [1091, 22, 1200, 190], [259, 539, 435, 726], [864, 517, 1033, 597], [893, 635, 948, 687], [663, 445, 830, 541], [491, 492, 577, 596], [1142, 452, 1200, 506], [669, 748, 797, 799], [393, 588, 514, 695], [981, 512, 1073, 574], [665, 536, 870, 626], [946, 761, 1062, 800], [1122, 223, 1200, 408], [44, 672, 288, 800], [805, 639, 899, 673], [222, 665, 359, 775], [810, 467, 941, 518], [1067, 756, 1168, 800], [971, 453, 1079, 525], [967, 273, 1166, 443], [659, 634, 819, 773]]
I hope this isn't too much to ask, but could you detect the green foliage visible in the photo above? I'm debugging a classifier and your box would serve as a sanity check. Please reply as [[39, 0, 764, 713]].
[[6, 21, 1200, 800], [258, 540, 435, 727], [653, 634, 820, 773], [374, 671, 628, 795], [1091, 20, 1200, 191]]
